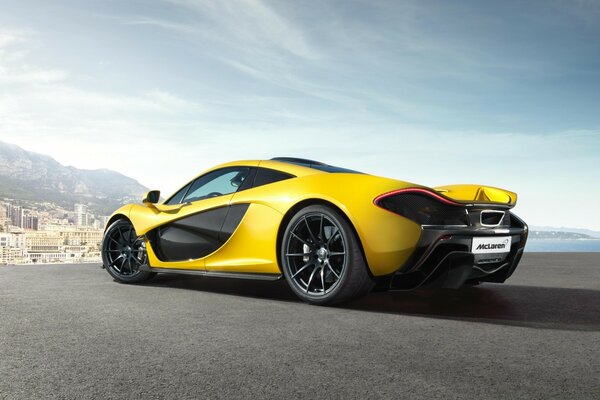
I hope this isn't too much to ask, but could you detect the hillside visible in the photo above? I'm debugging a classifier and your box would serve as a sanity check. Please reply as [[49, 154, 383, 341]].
[[0, 140, 148, 215], [529, 231, 600, 241]]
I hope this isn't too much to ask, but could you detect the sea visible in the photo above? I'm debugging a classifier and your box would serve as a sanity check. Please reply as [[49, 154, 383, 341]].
[[525, 239, 600, 252]]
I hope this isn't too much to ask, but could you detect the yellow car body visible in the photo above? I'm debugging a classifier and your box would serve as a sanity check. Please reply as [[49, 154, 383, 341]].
[[102, 158, 528, 303]]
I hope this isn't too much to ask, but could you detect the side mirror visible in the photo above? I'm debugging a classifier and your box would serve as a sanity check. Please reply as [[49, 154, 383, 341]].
[[142, 190, 160, 205]]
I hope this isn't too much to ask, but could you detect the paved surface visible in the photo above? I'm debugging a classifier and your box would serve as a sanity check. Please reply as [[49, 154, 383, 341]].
[[1, 253, 599, 399]]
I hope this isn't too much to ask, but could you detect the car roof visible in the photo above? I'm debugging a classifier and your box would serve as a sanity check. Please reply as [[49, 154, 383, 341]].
[[208, 158, 362, 177], [269, 157, 362, 173]]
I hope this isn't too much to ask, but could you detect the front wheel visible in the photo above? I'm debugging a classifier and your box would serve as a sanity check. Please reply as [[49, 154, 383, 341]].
[[281, 205, 374, 305], [101, 220, 154, 283]]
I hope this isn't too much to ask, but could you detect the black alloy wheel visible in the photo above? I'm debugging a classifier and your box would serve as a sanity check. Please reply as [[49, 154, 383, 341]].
[[281, 204, 374, 305], [102, 220, 154, 283]]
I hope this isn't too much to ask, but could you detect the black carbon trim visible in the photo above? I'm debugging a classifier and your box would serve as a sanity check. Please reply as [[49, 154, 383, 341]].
[[271, 157, 327, 166], [252, 168, 294, 188], [238, 168, 257, 192], [219, 204, 250, 241], [155, 206, 228, 261], [152, 204, 250, 262], [142, 267, 282, 281], [385, 211, 528, 290]]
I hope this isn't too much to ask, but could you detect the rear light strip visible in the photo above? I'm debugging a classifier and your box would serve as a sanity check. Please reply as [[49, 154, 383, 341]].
[[373, 188, 463, 207]]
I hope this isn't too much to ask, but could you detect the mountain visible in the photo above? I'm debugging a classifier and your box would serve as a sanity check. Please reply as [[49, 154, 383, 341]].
[[530, 226, 600, 239], [0, 140, 148, 215], [529, 230, 599, 240]]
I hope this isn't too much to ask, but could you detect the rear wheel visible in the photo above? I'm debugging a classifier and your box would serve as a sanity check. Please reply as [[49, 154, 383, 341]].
[[101, 220, 154, 283], [281, 205, 374, 305]]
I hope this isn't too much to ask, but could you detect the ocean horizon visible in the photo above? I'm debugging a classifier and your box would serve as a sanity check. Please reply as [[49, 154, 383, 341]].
[[525, 239, 600, 252]]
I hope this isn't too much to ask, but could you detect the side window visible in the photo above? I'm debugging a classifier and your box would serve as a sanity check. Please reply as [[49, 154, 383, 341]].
[[182, 167, 250, 203], [164, 182, 192, 205], [253, 168, 294, 188]]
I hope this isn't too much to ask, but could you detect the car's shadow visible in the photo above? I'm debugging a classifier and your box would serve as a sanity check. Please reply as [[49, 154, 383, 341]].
[[147, 274, 600, 332]]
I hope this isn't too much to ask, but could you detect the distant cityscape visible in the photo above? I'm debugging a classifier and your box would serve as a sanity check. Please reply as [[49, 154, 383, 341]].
[[0, 140, 151, 265], [2, 139, 600, 264], [2, 196, 600, 266], [0, 198, 108, 265]]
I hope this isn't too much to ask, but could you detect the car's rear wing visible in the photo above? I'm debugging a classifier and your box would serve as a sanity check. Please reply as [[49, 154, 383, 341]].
[[433, 184, 517, 208]]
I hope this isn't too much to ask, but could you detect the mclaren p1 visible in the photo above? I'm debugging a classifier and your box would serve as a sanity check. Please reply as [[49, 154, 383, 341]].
[[101, 157, 528, 305]]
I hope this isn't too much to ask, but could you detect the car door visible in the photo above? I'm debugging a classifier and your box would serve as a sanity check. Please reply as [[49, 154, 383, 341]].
[[204, 167, 296, 274], [151, 166, 253, 263]]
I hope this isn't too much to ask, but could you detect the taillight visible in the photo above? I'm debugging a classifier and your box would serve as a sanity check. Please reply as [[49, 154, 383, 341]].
[[374, 188, 468, 226]]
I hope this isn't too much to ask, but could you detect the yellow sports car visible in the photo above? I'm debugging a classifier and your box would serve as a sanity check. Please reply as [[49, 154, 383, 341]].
[[101, 158, 528, 305]]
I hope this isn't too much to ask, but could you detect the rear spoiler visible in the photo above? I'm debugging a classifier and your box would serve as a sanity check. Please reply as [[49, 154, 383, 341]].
[[433, 184, 517, 208]]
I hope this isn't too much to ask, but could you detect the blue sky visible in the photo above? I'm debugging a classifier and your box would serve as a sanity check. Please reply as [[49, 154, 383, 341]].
[[0, 0, 599, 230]]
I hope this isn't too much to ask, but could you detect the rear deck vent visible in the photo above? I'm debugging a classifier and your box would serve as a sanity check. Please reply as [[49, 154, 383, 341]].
[[480, 210, 506, 227]]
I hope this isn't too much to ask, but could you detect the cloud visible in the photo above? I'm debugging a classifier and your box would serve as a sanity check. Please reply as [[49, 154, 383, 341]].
[[0, 30, 207, 176], [123, 0, 571, 130], [0, 31, 201, 116], [556, 0, 600, 25], [126, 16, 202, 35], [1, 4, 599, 230], [0, 68, 68, 84], [160, 0, 317, 59], [0, 29, 30, 48], [0, 29, 68, 84]]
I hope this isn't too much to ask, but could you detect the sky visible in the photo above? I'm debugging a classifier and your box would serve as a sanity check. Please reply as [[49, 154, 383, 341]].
[[0, 0, 599, 230]]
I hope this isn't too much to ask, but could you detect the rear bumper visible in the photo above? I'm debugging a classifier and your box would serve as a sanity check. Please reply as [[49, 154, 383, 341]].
[[386, 215, 528, 290]]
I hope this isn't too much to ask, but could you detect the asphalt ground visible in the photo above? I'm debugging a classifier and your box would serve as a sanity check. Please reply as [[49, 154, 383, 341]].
[[1, 253, 599, 399]]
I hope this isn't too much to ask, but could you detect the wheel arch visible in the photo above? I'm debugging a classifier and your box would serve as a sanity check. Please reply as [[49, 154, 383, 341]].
[[104, 214, 131, 232], [275, 198, 372, 277]]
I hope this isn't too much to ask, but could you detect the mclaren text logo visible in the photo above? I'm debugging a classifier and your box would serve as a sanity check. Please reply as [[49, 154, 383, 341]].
[[476, 239, 510, 251]]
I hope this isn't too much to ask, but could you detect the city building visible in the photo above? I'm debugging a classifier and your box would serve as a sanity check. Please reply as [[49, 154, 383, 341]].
[[74, 204, 88, 226], [0, 200, 105, 264], [0, 232, 26, 249], [0, 232, 27, 265], [0, 246, 25, 265], [7, 204, 24, 228], [23, 214, 39, 230]]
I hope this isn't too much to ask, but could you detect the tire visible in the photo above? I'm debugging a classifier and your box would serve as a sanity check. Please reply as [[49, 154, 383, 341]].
[[280, 204, 374, 305], [101, 219, 154, 283]]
